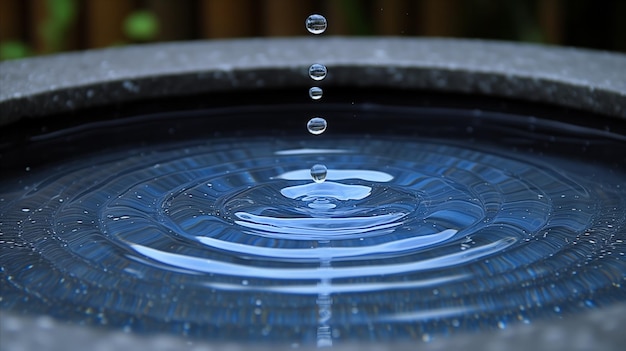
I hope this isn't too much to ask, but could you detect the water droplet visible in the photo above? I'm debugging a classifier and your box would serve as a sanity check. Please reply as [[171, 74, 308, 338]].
[[309, 64, 327, 81], [310, 164, 328, 183], [305, 14, 327, 34], [307, 117, 327, 135], [309, 87, 323, 100]]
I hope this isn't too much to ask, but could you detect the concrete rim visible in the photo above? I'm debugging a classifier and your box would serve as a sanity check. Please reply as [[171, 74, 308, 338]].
[[1, 37, 625, 126]]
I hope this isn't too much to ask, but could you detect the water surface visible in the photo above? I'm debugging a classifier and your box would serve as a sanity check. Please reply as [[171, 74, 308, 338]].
[[1, 103, 625, 344]]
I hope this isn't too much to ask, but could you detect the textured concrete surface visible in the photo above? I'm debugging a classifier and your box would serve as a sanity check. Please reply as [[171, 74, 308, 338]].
[[1, 38, 626, 126], [2, 304, 626, 351]]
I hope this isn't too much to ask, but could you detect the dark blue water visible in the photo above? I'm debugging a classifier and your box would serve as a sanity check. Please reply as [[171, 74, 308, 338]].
[[1, 104, 625, 345]]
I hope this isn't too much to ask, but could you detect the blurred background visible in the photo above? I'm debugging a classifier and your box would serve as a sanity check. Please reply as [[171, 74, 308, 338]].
[[1, 0, 625, 60]]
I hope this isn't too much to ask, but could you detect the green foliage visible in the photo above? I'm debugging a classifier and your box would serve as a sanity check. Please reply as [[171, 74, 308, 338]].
[[0, 41, 32, 60], [124, 11, 160, 41], [40, 0, 77, 53]]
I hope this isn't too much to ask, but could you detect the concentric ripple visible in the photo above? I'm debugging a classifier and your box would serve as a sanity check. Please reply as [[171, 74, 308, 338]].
[[1, 132, 625, 343]]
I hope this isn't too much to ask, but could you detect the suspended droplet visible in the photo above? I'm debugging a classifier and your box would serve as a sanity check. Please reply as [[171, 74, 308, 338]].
[[309, 64, 327, 81], [310, 164, 328, 183], [309, 87, 323, 100], [307, 117, 327, 135], [305, 14, 327, 34]]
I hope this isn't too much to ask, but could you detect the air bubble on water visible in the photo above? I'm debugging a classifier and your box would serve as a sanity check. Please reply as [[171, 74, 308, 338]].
[[307, 117, 327, 135], [309, 64, 327, 81], [310, 164, 328, 183], [305, 14, 327, 34], [309, 87, 323, 100]]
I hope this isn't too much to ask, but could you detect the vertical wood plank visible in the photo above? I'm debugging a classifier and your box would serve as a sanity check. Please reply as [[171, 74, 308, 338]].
[[538, 0, 563, 45], [199, 0, 255, 38], [28, 0, 48, 53], [374, 0, 410, 35], [263, 0, 312, 36], [145, 0, 194, 41], [418, 0, 460, 37], [0, 0, 22, 41], [323, 0, 350, 35], [85, 0, 133, 48]]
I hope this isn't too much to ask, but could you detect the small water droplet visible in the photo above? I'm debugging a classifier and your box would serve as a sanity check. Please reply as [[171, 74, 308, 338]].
[[309, 87, 323, 100], [305, 14, 327, 34], [310, 164, 328, 183], [309, 64, 327, 81], [307, 117, 327, 135]]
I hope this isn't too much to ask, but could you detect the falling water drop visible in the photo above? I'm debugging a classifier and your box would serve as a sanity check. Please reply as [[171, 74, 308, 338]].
[[310, 164, 328, 183], [307, 117, 327, 135], [309, 64, 327, 81], [305, 14, 327, 35], [309, 87, 323, 100]]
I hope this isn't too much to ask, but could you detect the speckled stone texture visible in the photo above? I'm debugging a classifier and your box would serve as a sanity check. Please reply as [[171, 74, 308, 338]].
[[2, 304, 625, 351], [1, 38, 625, 126], [1, 38, 625, 351]]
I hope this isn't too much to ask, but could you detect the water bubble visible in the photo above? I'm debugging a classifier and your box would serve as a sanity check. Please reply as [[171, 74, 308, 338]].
[[307, 117, 327, 135], [305, 14, 327, 34], [309, 87, 323, 100], [309, 64, 327, 81], [310, 164, 328, 183]]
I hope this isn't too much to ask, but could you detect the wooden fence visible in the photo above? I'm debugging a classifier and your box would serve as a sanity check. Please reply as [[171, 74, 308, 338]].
[[0, 0, 624, 59]]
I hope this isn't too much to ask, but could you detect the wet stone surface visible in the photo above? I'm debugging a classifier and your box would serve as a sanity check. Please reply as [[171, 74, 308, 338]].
[[1, 38, 626, 125]]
